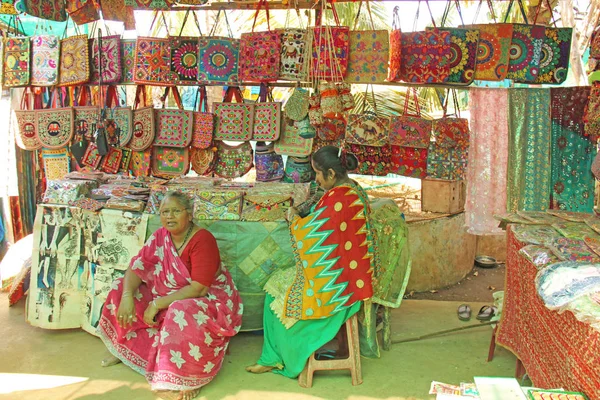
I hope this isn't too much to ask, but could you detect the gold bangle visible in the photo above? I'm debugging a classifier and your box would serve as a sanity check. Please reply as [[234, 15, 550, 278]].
[[122, 291, 133, 297], [152, 299, 158, 309]]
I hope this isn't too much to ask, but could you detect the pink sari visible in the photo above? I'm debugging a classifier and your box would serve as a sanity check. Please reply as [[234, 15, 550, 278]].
[[97, 227, 243, 391]]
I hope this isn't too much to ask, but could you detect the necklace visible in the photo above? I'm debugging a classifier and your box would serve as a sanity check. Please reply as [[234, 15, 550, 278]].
[[174, 225, 194, 252]]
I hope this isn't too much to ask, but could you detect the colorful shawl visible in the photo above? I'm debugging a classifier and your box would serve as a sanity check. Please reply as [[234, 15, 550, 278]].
[[284, 183, 375, 320], [97, 227, 243, 391]]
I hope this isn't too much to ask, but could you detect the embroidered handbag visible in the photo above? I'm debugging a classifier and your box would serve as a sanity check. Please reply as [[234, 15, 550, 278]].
[[192, 112, 214, 149], [23, 0, 67, 21], [90, 35, 122, 85], [120, 148, 132, 173], [585, 82, 600, 139], [279, 28, 308, 81], [31, 35, 60, 86], [400, 29, 451, 83], [388, 6, 402, 82], [253, 102, 281, 141], [67, 0, 100, 25], [3, 37, 30, 87], [101, 0, 135, 30], [347, 30, 389, 84], [427, 143, 468, 180], [121, 39, 137, 84], [297, 117, 315, 139], [319, 81, 342, 118], [389, 88, 431, 148], [105, 107, 133, 147], [469, 23, 514, 81], [591, 26, 600, 59], [124, 0, 175, 9], [14, 109, 42, 150], [283, 155, 315, 183], [432, 90, 470, 149], [190, 147, 216, 176], [345, 110, 390, 147], [134, 36, 173, 86], [337, 82, 355, 111], [0, 1, 17, 14], [100, 147, 123, 174], [82, 142, 102, 169], [255, 141, 284, 182], [130, 107, 155, 151], [151, 146, 190, 178], [312, 136, 343, 154], [36, 107, 74, 149], [197, 36, 240, 85], [391, 145, 428, 179], [130, 148, 152, 177], [284, 87, 310, 121], [170, 35, 200, 85], [59, 35, 90, 86], [534, 27, 572, 84], [194, 190, 243, 221], [434, 27, 479, 85], [154, 108, 194, 148], [74, 106, 100, 142], [213, 87, 254, 141], [318, 116, 346, 141], [311, 25, 350, 80], [349, 143, 392, 176], [214, 141, 253, 179], [42, 148, 70, 181], [274, 117, 314, 157], [241, 193, 292, 221], [308, 93, 324, 126]]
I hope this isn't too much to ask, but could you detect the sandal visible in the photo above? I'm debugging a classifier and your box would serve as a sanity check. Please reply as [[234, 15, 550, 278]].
[[457, 304, 471, 321], [476, 305, 497, 321]]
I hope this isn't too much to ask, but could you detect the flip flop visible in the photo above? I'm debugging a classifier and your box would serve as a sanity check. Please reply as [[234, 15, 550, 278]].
[[457, 304, 471, 321], [476, 305, 497, 321], [315, 349, 336, 360]]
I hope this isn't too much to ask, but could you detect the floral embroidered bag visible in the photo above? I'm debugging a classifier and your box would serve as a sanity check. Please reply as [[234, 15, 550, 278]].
[[3, 37, 30, 87], [194, 190, 243, 221], [31, 35, 60, 86], [388, 6, 402, 82], [344, 86, 390, 147], [169, 10, 203, 85], [431, 90, 470, 149], [391, 145, 428, 179], [389, 88, 432, 148], [23, 0, 67, 21], [214, 141, 254, 179], [90, 35, 122, 85], [274, 117, 314, 157], [198, 11, 240, 85], [255, 141, 284, 182], [151, 146, 190, 178], [101, 0, 135, 30], [59, 34, 90, 86], [348, 143, 392, 176], [213, 87, 254, 141], [191, 86, 214, 149], [310, 2, 349, 81]]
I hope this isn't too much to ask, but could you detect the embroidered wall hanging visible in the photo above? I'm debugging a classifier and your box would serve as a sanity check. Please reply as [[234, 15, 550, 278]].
[[31, 35, 60, 86], [74, 106, 100, 142], [391, 145, 428, 179], [100, 147, 123, 174], [345, 112, 390, 147], [121, 39, 136, 84], [400, 30, 451, 83], [347, 30, 389, 83], [506, 24, 544, 83], [14, 110, 42, 150], [24, 0, 67, 21], [198, 37, 240, 85], [170, 36, 199, 85], [213, 102, 254, 141], [59, 35, 90, 86], [3, 37, 30, 87], [279, 28, 308, 81], [255, 142, 284, 182], [192, 112, 214, 149], [253, 102, 281, 141], [36, 108, 74, 149], [349, 143, 392, 176], [90, 35, 122, 84], [214, 141, 253, 178], [81, 142, 102, 169], [534, 27, 572, 84], [239, 30, 281, 82], [311, 26, 350, 80], [130, 148, 152, 177], [274, 117, 314, 156], [470, 23, 513, 81], [190, 147, 216, 175], [42, 148, 70, 180], [194, 190, 242, 221], [241, 193, 291, 221], [130, 107, 155, 151], [154, 109, 193, 147], [151, 146, 190, 178], [134, 36, 174, 85]]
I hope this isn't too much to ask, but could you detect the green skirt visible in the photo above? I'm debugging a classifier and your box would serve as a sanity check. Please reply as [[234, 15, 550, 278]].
[[257, 293, 361, 378]]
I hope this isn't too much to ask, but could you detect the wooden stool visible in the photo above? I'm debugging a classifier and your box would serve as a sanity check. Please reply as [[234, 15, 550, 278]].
[[298, 314, 363, 388]]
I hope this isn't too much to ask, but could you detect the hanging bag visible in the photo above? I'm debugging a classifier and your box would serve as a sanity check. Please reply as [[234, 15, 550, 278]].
[[35, 88, 74, 149], [100, 146, 123, 174], [3, 34, 30, 87], [134, 12, 174, 86], [90, 33, 122, 85], [213, 86, 254, 141], [31, 34, 60, 86], [279, 2, 308, 81], [387, 6, 402, 82], [254, 141, 284, 182], [191, 85, 214, 149], [23, 0, 66, 21], [214, 141, 254, 179], [253, 84, 281, 141], [274, 117, 314, 156], [344, 85, 390, 147], [349, 142, 393, 176], [129, 86, 155, 151], [153, 86, 194, 147], [284, 86, 310, 121], [66, 0, 100, 25], [59, 21, 90, 86], [151, 146, 190, 178], [14, 87, 42, 150], [170, 9, 202, 85], [533, 0, 572, 84], [190, 147, 217, 176], [120, 39, 137, 84], [198, 10, 240, 85], [389, 88, 432, 148], [310, 1, 350, 81]]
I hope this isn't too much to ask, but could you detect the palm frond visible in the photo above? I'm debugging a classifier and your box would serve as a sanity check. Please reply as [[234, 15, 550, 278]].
[[352, 87, 432, 119]]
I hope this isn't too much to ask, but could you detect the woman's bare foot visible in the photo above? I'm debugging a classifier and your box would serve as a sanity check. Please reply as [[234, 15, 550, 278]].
[[245, 364, 274, 374], [100, 354, 122, 367], [180, 388, 201, 400]]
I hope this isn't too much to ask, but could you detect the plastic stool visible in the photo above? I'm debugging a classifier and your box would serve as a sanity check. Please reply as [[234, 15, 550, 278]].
[[298, 314, 363, 388]]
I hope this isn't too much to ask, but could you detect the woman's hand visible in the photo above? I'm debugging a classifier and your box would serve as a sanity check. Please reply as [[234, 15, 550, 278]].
[[286, 206, 299, 222], [143, 301, 160, 326], [116, 296, 136, 329]]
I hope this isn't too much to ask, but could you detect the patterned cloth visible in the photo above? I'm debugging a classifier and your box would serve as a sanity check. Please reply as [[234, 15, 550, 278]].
[[284, 182, 375, 320], [506, 88, 552, 212], [550, 87, 596, 213], [497, 227, 600, 400], [347, 30, 389, 83], [97, 227, 243, 391], [465, 88, 509, 235]]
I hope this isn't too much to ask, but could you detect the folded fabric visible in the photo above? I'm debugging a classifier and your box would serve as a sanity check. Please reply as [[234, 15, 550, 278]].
[[536, 261, 600, 310]]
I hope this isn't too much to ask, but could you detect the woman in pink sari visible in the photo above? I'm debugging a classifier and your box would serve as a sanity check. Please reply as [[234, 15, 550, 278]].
[[97, 191, 243, 400]]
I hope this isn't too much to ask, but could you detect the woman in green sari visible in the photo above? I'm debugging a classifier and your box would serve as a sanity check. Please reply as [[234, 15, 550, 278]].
[[246, 146, 377, 378]]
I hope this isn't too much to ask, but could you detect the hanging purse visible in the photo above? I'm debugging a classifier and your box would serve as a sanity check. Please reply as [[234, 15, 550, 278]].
[[191, 86, 214, 149], [82, 141, 102, 169], [36, 91, 74, 149], [319, 81, 342, 118], [214, 141, 253, 179], [241, 192, 292, 221], [198, 10, 240, 85], [121, 39, 137, 84], [170, 9, 202, 85], [391, 145, 428, 179], [134, 12, 174, 86], [154, 87, 194, 147], [347, 1, 389, 84], [151, 146, 190, 179], [213, 87, 254, 141], [14, 88, 42, 150], [100, 146, 123, 174], [432, 89, 470, 149], [90, 34, 122, 85], [3, 36, 30, 87], [42, 148, 70, 181], [129, 86, 155, 151], [284, 87, 310, 121], [308, 93, 324, 127], [279, 27, 308, 81], [317, 115, 346, 141], [253, 84, 281, 141], [274, 117, 314, 157], [283, 155, 315, 183], [387, 6, 402, 82], [310, 3, 350, 81], [31, 35, 60, 86], [193, 190, 243, 221], [130, 148, 152, 177], [67, 0, 100, 25], [348, 143, 392, 176], [59, 30, 90, 86], [23, 0, 67, 21], [101, 0, 135, 30], [190, 147, 217, 176], [255, 141, 284, 182], [344, 85, 390, 147], [239, 0, 281, 82], [389, 88, 432, 148]]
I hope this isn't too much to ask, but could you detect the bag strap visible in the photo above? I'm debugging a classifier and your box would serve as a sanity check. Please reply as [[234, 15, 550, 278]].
[[178, 9, 203, 37], [392, 6, 401, 30], [209, 10, 234, 38], [442, 89, 461, 118], [424, 0, 437, 28], [134, 85, 148, 109], [223, 86, 244, 103], [161, 86, 183, 110], [258, 83, 274, 102], [504, 0, 529, 24], [533, 0, 558, 27], [403, 88, 422, 117], [252, 0, 271, 32], [105, 85, 118, 108], [193, 85, 208, 112]]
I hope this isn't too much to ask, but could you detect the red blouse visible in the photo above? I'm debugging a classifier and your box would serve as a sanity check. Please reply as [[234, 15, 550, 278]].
[[179, 229, 221, 287]]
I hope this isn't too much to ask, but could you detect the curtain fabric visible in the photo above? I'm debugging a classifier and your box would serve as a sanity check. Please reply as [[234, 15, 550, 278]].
[[465, 88, 509, 235], [506, 88, 552, 212]]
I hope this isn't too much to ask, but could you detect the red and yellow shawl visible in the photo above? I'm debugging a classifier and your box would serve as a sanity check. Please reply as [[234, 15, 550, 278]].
[[284, 183, 375, 320]]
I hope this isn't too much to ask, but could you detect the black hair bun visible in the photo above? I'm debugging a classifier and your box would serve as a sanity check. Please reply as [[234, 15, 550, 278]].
[[344, 152, 359, 171]]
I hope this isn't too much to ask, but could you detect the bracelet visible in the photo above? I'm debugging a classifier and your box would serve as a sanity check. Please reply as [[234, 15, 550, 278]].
[[122, 291, 133, 297], [152, 299, 159, 309]]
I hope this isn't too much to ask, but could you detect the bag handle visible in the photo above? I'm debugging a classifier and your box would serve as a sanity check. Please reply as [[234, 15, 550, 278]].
[[178, 9, 203, 37], [134, 85, 148, 109], [258, 83, 274, 102], [209, 10, 234, 38], [442, 89, 461, 118], [161, 86, 183, 110], [392, 6, 401, 30], [105, 85, 118, 108], [424, 0, 437, 29], [252, 0, 271, 32], [473, 0, 497, 24], [504, 0, 529, 24], [193, 85, 208, 112], [533, 0, 558, 27], [223, 86, 244, 103], [403, 88, 422, 117]]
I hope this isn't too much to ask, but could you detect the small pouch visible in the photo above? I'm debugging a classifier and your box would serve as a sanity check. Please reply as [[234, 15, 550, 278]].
[[100, 147, 123, 174], [190, 147, 217, 176], [214, 141, 254, 179], [255, 142, 284, 182], [82, 142, 103, 169], [105, 197, 145, 212], [241, 192, 292, 221], [130, 148, 153, 177], [68, 197, 106, 212], [284, 87, 310, 121], [193, 190, 243, 221], [151, 146, 190, 179]]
